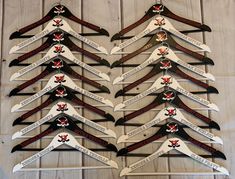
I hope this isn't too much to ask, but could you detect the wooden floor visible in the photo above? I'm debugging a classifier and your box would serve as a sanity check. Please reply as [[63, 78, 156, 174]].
[[0, 0, 234, 178]]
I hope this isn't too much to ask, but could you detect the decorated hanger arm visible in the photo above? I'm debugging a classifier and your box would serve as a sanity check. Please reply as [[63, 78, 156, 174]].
[[12, 87, 115, 125], [111, 3, 211, 41], [10, 44, 110, 82], [115, 97, 163, 126], [115, 90, 220, 127], [117, 107, 222, 144], [12, 101, 116, 139], [120, 138, 228, 176], [9, 19, 56, 54], [111, 31, 214, 68], [13, 132, 118, 172], [10, 45, 58, 81], [113, 46, 214, 84], [9, 32, 110, 67], [11, 73, 113, 112], [114, 60, 217, 97], [9, 59, 110, 96], [117, 123, 225, 159], [61, 45, 110, 81], [65, 103, 116, 138], [114, 75, 218, 111], [111, 16, 210, 54], [9, 39, 51, 67], [10, 4, 109, 39], [10, 18, 108, 54], [12, 116, 117, 152]]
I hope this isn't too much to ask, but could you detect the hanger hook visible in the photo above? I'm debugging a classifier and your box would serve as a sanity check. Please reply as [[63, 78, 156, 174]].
[[156, 0, 162, 4]]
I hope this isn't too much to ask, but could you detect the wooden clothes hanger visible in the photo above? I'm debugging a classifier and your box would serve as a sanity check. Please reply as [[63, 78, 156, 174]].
[[12, 86, 115, 125], [119, 138, 228, 176], [111, 31, 214, 68], [10, 43, 110, 81], [9, 59, 110, 96], [114, 75, 218, 111], [111, 16, 210, 54], [113, 45, 215, 84], [11, 73, 113, 112], [11, 115, 117, 153], [117, 106, 222, 144], [10, 4, 109, 39], [13, 132, 118, 173], [9, 32, 110, 67], [12, 101, 116, 139], [114, 59, 217, 96], [117, 122, 225, 159], [9, 17, 108, 54], [111, 3, 211, 41], [115, 90, 220, 130]]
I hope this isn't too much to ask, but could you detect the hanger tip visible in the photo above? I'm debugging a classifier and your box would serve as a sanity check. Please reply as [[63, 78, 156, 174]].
[[100, 73, 110, 81], [207, 86, 219, 94], [10, 73, 18, 81], [208, 103, 219, 112], [113, 76, 123, 85], [111, 61, 121, 68], [214, 136, 223, 145], [201, 24, 212, 32], [117, 135, 128, 143], [117, 148, 128, 156], [115, 90, 124, 98], [213, 151, 226, 160], [100, 59, 111, 67], [104, 113, 115, 122], [12, 117, 22, 126], [120, 167, 131, 177], [203, 57, 214, 65], [110, 47, 120, 54], [106, 129, 117, 138], [11, 104, 21, 112], [13, 164, 22, 173], [108, 160, 118, 169], [9, 88, 20, 97], [209, 121, 220, 130], [12, 132, 21, 139], [99, 28, 109, 36], [100, 85, 110, 93], [111, 33, 121, 42], [106, 144, 118, 152], [11, 145, 21, 153], [9, 31, 21, 40], [114, 103, 125, 111], [205, 73, 215, 81], [9, 59, 20, 67], [115, 118, 126, 126]]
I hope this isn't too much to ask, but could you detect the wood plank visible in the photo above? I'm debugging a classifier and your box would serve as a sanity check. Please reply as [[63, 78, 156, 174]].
[[82, 0, 121, 179], [202, 0, 235, 178], [0, 0, 43, 178]]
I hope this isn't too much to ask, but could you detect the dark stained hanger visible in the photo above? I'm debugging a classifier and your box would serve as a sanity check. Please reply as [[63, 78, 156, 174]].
[[9, 32, 110, 67], [11, 115, 117, 153], [9, 59, 110, 96], [117, 122, 225, 159], [10, 4, 109, 39], [115, 90, 220, 130], [111, 31, 214, 68], [111, 3, 210, 41], [12, 86, 115, 126], [115, 59, 218, 97]]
